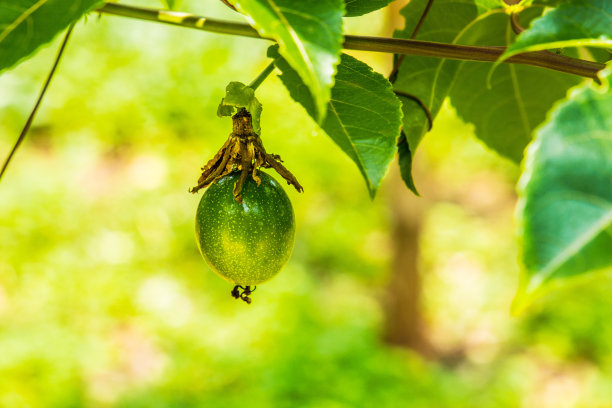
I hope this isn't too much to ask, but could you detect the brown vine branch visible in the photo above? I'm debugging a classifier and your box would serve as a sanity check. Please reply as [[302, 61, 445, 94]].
[[389, 0, 436, 136], [389, 0, 435, 81], [0, 24, 75, 183], [96, 2, 605, 80], [410, 0, 435, 39], [344, 36, 603, 79]]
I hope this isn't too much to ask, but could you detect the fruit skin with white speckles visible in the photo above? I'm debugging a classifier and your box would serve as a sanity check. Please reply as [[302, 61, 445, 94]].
[[195, 171, 295, 285]]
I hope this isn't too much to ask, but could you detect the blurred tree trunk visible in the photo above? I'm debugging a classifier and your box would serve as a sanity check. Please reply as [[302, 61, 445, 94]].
[[383, 168, 434, 357], [381, 0, 434, 357]]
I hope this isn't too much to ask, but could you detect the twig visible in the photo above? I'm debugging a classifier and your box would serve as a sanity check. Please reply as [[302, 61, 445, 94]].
[[219, 0, 237, 12], [510, 12, 524, 35], [0, 24, 75, 183], [389, 0, 435, 81], [389, 0, 436, 136]]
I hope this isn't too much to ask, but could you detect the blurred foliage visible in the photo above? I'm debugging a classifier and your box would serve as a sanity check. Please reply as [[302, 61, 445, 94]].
[[2, 1, 612, 407]]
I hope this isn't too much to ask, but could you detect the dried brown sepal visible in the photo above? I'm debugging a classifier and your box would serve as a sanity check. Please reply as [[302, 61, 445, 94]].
[[254, 135, 304, 193], [197, 138, 230, 184], [190, 109, 303, 201]]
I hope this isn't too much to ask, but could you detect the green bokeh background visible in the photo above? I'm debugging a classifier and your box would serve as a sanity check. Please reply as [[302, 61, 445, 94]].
[[2, 1, 612, 407]]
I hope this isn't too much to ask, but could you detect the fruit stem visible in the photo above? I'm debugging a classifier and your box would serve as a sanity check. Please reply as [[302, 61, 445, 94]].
[[249, 61, 276, 91], [232, 109, 254, 135]]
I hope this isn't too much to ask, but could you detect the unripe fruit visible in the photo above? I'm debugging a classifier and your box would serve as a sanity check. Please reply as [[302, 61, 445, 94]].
[[195, 171, 295, 285]]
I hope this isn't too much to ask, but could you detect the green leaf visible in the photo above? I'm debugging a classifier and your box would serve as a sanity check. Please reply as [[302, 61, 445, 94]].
[[585, 46, 612, 64], [269, 46, 402, 197], [514, 68, 612, 312], [343, 0, 394, 17], [392, 0, 483, 193], [397, 132, 419, 196], [449, 10, 581, 162], [0, 0, 102, 74], [230, 0, 344, 122], [502, 0, 612, 61], [161, 0, 182, 10], [217, 82, 263, 134]]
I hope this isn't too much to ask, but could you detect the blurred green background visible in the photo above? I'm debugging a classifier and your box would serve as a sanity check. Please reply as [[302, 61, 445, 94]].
[[2, 1, 612, 407]]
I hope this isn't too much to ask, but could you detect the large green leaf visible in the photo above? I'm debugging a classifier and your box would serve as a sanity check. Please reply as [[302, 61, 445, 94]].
[[0, 0, 102, 73], [392, 0, 487, 193], [502, 0, 612, 60], [268, 46, 402, 197], [514, 69, 612, 311], [343, 0, 394, 17], [449, 10, 581, 162], [230, 0, 343, 123]]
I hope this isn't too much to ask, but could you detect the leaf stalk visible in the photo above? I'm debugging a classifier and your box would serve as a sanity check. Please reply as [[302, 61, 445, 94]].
[[249, 61, 276, 91]]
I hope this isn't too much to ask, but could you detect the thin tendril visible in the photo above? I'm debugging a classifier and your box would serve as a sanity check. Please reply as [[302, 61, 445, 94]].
[[0, 24, 76, 183]]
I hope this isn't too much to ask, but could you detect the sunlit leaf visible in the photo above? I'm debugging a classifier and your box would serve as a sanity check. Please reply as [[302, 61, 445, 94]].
[[217, 81, 262, 134], [269, 46, 402, 197], [514, 69, 612, 311], [502, 0, 612, 60], [0, 0, 102, 73], [343, 0, 394, 17], [230, 0, 343, 122]]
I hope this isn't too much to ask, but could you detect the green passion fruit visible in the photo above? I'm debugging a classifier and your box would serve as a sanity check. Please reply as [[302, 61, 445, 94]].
[[195, 170, 295, 286]]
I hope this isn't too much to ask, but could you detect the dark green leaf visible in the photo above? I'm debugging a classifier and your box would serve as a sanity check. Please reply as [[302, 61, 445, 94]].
[[217, 82, 262, 134], [584, 46, 612, 64], [269, 46, 402, 197], [0, 0, 102, 73], [502, 0, 612, 60], [393, 0, 483, 192], [514, 69, 612, 311], [449, 10, 581, 162], [230, 0, 344, 122], [343, 0, 394, 17], [397, 132, 419, 195]]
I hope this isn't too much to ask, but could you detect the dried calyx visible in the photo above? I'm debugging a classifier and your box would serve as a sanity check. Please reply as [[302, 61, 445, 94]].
[[190, 109, 303, 202]]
